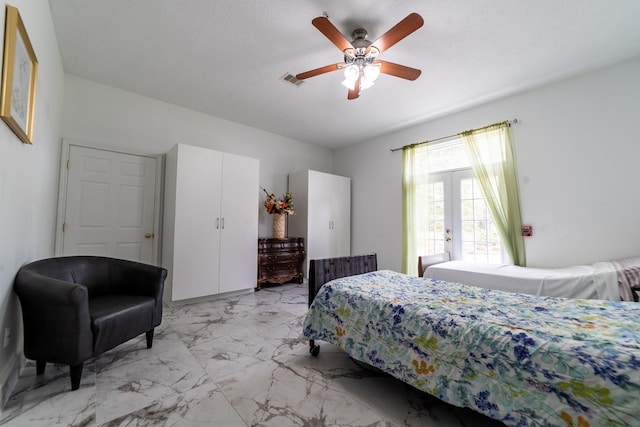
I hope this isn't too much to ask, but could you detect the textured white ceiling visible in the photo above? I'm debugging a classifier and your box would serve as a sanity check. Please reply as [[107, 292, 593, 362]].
[[49, 0, 640, 148]]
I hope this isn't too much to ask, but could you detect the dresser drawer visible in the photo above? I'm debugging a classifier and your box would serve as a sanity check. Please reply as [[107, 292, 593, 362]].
[[258, 238, 304, 251], [260, 262, 300, 273], [259, 252, 305, 265]]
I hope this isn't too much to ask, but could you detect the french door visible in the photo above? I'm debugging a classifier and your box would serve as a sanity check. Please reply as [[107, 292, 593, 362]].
[[421, 169, 504, 264]]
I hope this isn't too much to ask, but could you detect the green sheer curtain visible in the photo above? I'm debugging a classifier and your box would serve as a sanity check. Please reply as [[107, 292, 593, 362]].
[[402, 142, 428, 275], [460, 122, 526, 266]]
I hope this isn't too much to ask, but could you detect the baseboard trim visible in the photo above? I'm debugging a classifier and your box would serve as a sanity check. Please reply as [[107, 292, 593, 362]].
[[0, 353, 24, 411]]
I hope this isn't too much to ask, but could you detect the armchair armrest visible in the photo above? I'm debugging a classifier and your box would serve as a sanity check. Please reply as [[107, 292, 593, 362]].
[[107, 259, 168, 326], [14, 269, 93, 365], [109, 259, 167, 300]]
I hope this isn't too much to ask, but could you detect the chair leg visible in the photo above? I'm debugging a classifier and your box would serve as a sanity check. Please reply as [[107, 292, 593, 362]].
[[36, 361, 46, 375], [146, 329, 154, 349], [70, 363, 83, 391]]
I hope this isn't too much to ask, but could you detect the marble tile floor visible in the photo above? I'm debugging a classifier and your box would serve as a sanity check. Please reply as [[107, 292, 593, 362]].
[[0, 282, 505, 427]]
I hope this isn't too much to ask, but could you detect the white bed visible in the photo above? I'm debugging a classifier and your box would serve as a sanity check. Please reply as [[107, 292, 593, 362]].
[[424, 260, 622, 300]]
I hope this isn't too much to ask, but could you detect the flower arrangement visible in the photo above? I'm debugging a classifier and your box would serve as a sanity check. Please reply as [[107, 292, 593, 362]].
[[261, 187, 294, 215]]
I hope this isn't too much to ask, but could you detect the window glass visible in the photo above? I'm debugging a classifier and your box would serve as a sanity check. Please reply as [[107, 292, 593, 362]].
[[423, 140, 470, 173]]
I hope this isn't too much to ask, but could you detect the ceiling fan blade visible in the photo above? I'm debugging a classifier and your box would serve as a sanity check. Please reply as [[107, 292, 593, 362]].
[[369, 13, 424, 55], [312, 16, 354, 52], [378, 61, 422, 80], [347, 77, 361, 100], [296, 63, 345, 80]]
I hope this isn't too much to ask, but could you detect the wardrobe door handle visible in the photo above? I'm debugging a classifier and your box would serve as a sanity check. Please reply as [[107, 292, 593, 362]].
[[216, 218, 220, 229]]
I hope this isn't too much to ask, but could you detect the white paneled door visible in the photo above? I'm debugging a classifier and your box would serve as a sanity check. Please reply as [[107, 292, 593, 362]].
[[61, 145, 159, 263]]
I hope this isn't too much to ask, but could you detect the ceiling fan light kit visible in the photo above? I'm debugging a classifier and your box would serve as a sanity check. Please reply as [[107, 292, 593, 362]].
[[341, 62, 379, 91], [296, 13, 424, 100]]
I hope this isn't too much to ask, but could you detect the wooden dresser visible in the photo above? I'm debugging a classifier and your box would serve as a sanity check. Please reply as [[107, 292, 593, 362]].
[[257, 238, 305, 289]]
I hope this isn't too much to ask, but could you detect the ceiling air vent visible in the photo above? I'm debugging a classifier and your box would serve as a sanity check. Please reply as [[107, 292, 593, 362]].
[[280, 73, 304, 87]]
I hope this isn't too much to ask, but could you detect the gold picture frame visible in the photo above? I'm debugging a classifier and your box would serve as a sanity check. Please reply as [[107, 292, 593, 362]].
[[1, 5, 38, 144]]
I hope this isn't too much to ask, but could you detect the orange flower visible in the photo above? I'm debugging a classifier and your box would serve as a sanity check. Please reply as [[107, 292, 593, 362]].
[[412, 359, 434, 375], [559, 411, 588, 427], [560, 411, 573, 425], [572, 322, 596, 329], [261, 187, 295, 215]]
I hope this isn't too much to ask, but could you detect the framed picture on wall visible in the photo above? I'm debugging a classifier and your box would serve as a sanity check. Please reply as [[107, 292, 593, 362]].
[[1, 5, 38, 144]]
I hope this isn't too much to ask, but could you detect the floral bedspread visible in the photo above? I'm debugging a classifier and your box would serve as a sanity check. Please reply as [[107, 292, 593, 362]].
[[302, 270, 640, 427]]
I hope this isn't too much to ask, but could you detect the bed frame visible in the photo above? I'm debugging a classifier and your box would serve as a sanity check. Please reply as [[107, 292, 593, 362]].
[[307, 253, 378, 356]]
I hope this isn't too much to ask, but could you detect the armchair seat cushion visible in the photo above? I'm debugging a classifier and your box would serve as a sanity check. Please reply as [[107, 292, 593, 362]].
[[89, 295, 156, 354]]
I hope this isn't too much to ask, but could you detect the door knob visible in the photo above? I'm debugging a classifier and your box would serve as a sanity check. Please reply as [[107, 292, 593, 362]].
[[144, 232, 154, 239]]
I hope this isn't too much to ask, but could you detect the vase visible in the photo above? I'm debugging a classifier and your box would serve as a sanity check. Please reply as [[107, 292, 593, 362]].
[[273, 213, 285, 238]]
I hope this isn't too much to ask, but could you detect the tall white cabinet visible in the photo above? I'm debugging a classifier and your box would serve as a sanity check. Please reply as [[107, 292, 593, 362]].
[[288, 170, 351, 276], [162, 144, 259, 303]]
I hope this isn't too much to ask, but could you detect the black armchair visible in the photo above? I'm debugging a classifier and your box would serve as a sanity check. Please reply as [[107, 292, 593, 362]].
[[14, 256, 167, 390]]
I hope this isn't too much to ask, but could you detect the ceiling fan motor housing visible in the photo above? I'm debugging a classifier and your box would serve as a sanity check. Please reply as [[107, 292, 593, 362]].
[[344, 28, 378, 66], [351, 28, 369, 43]]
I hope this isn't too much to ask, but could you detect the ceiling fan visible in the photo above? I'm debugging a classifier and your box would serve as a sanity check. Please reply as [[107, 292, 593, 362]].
[[296, 13, 424, 100]]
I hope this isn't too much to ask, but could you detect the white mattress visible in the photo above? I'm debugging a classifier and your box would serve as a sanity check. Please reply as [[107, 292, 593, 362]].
[[424, 260, 619, 300]]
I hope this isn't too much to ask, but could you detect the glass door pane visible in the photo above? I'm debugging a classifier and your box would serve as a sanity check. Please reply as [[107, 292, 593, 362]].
[[453, 170, 504, 264], [418, 172, 451, 257]]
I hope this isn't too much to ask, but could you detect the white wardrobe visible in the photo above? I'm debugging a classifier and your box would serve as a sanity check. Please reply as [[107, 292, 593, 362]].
[[162, 144, 259, 302], [288, 170, 351, 276]]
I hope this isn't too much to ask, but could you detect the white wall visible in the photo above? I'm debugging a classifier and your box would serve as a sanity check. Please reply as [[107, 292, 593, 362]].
[[335, 57, 640, 270], [62, 75, 333, 237], [0, 0, 64, 406]]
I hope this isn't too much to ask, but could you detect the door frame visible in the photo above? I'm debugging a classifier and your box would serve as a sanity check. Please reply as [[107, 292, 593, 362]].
[[55, 139, 165, 265]]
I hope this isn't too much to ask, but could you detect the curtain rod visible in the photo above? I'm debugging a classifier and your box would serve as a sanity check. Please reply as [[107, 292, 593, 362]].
[[389, 118, 519, 153]]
